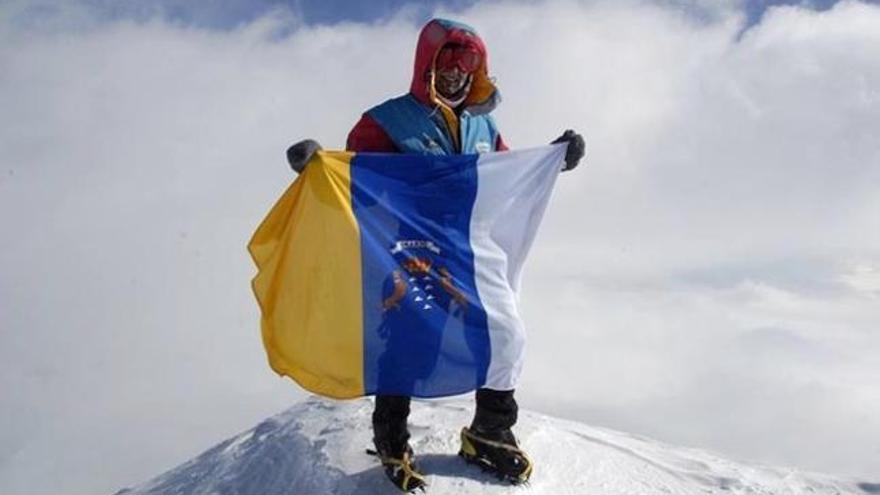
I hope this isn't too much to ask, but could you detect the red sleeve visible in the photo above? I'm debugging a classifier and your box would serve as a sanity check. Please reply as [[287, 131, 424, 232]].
[[495, 133, 509, 151], [346, 114, 398, 152]]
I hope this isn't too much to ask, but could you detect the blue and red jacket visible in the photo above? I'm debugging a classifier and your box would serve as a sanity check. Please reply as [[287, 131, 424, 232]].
[[347, 19, 508, 155]]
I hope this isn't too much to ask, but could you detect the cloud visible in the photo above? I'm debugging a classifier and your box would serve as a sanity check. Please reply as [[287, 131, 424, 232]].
[[840, 261, 880, 296], [1, 0, 878, 493]]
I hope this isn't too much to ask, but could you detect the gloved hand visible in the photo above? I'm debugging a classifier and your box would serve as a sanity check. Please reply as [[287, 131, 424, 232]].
[[286, 139, 322, 174], [551, 130, 586, 172]]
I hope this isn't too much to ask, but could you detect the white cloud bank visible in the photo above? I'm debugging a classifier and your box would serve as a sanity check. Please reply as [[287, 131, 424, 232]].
[[0, 1, 878, 493]]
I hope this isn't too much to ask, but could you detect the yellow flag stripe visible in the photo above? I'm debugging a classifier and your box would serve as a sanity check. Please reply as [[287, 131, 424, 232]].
[[248, 151, 364, 398]]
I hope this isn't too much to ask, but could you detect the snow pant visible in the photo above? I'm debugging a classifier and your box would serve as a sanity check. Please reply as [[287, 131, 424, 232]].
[[372, 388, 518, 455]]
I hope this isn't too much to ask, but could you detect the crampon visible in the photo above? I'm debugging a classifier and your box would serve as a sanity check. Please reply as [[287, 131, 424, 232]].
[[366, 445, 427, 493], [458, 426, 533, 484]]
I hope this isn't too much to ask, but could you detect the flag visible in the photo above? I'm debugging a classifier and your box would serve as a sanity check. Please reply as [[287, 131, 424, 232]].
[[248, 144, 565, 399]]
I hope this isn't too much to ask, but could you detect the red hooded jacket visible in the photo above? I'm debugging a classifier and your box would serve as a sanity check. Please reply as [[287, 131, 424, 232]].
[[346, 19, 508, 153]]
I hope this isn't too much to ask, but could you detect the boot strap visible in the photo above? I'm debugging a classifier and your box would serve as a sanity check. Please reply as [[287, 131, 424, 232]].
[[374, 450, 427, 489], [462, 428, 525, 454]]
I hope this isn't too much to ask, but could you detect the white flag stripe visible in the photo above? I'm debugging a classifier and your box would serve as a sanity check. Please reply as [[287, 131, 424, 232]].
[[470, 144, 565, 390]]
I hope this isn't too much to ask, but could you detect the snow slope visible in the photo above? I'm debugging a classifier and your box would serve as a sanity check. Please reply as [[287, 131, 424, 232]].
[[118, 397, 878, 494]]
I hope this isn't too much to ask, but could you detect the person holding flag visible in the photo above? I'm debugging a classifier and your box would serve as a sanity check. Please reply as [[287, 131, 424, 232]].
[[283, 18, 585, 492]]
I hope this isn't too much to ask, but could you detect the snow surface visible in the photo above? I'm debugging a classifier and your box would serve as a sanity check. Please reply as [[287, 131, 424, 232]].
[[118, 397, 878, 495]]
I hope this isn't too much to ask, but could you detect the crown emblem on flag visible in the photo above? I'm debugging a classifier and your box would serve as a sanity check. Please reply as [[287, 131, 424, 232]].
[[390, 239, 442, 255]]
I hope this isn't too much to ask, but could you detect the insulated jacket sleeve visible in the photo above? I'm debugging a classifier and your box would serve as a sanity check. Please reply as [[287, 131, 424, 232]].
[[346, 114, 399, 153]]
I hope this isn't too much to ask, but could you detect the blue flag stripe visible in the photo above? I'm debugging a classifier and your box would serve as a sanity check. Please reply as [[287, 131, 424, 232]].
[[349, 153, 491, 397]]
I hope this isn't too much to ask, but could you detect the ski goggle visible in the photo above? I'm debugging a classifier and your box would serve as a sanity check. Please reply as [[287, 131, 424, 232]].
[[435, 44, 482, 73]]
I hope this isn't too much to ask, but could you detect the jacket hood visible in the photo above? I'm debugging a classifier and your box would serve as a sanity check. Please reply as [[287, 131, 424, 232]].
[[409, 18, 501, 116]]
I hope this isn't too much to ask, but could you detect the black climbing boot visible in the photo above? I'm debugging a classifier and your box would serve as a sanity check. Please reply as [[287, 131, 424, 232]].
[[459, 426, 532, 484], [371, 395, 426, 492], [458, 388, 532, 484], [370, 442, 427, 493]]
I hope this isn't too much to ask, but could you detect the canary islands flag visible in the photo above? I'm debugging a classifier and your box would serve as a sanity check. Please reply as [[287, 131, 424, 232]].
[[249, 144, 565, 399]]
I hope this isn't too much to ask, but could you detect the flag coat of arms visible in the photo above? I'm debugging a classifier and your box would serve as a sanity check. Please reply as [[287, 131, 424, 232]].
[[248, 144, 565, 399]]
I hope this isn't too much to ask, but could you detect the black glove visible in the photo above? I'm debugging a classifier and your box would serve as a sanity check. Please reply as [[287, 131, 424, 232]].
[[286, 139, 322, 174], [551, 130, 586, 172]]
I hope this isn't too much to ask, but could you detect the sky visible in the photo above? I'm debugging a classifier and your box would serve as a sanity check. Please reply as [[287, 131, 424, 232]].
[[1, 0, 879, 493], [1, 0, 854, 28]]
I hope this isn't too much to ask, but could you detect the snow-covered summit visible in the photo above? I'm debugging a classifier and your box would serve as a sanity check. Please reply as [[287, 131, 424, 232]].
[[119, 397, 877, 494]]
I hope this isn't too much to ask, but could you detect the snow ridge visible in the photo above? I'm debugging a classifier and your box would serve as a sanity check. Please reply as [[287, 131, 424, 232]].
[[119, 397, 875, 494]]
